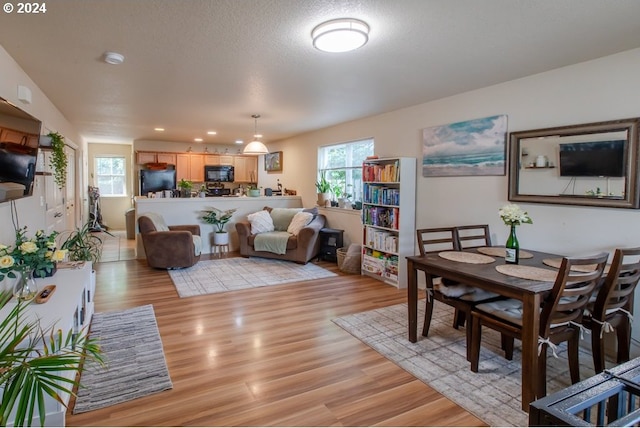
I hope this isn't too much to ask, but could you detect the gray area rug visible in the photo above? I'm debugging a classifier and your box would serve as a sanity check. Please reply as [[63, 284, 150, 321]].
[[73, 305, 172, 414], [168, 257, 338, 298], [333, 301, 598, 427]]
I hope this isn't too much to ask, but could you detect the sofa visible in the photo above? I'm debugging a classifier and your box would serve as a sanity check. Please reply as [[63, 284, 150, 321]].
[[138, 212, 202, 269], [235, 207, 326, 264]]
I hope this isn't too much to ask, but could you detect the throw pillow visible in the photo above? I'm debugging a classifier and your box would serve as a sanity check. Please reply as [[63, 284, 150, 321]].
[[287, 212, 313, 235], [269, 207, 303, 231], [247, 210, 275, 234]]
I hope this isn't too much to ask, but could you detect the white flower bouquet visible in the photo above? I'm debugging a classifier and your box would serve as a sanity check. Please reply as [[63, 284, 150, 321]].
[[498, 204, 533, 226]]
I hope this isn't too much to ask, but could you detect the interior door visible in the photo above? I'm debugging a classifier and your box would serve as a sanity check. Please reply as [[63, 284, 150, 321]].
[[64, 146, 77, 230], [42, 150, 65, 234]]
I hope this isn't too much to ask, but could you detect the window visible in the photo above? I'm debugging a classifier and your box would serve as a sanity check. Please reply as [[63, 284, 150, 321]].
[[318, 138, 374, 203], [95, 156, 126, 196]]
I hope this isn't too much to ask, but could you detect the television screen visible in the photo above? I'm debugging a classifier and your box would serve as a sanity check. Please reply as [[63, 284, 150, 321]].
[[559, 140, 626, 177], [0, 97, 42, 202]]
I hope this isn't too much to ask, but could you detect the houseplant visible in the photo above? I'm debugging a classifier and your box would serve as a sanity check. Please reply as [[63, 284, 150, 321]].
[[246, 184, 261, 197], [315, 172, 331, 206], [0, 288, 103, 426], [178, 179, 193, 198], [47, 131, 68, 189], [202, 207, 237, 245], [59, 221, 103, 263], [0, 227, 66, 281]]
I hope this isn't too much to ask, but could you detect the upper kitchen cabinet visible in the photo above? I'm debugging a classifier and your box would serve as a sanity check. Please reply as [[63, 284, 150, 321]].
[[176, 154, 204, 182], [234, 156, 258, 182]]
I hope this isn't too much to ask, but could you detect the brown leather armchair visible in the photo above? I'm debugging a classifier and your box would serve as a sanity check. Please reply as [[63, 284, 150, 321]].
[[138, 213, 202, 269]]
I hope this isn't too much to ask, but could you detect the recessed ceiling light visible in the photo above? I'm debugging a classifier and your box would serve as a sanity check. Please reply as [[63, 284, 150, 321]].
[[103, 51, 125, 65], [235, 140, 243, 145], [312, 18, 369, 53], [154, 128, 165, 132], [207, 131, 217, 135], [194, 138, 203, 142]]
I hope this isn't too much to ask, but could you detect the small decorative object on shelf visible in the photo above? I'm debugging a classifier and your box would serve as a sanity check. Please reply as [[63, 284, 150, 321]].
[[498, 203, 533, 264]]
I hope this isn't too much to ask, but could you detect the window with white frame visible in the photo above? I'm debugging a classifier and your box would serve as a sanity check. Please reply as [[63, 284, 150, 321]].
[[95, 156, 126, 196], [318, 138, 374, 204]]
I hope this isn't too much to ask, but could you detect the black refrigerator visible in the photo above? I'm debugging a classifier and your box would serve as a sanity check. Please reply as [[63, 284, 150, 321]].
[[139, 169, 176, 195]]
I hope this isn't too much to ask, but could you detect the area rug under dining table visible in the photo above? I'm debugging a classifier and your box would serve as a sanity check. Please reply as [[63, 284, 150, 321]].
[[333, 301, 599, 427]]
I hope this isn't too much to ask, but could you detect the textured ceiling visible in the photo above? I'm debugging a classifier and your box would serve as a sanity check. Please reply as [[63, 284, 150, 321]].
[[1, 0, 640, 146]]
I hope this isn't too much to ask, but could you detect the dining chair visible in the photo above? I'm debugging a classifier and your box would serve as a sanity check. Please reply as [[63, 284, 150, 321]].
[[582, 247, 640, 374], [416, 227, 500, 357], [455, 224, 492, 250], [468, 252, 609, 398]]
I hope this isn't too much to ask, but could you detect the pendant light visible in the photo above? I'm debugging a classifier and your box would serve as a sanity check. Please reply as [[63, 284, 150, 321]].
[[243, 114, 269, 155]]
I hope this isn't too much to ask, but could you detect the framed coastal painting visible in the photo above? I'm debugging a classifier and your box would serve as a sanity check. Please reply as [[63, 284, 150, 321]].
[[422, 115, 507, 177], [265, 151, 283, 172]]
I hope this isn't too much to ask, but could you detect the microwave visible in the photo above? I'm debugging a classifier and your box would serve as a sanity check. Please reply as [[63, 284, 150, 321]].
[[204, 165, 234, 182]]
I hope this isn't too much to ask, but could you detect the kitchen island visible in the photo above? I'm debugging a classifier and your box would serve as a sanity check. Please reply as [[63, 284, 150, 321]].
[[134, 195, 303, 257]]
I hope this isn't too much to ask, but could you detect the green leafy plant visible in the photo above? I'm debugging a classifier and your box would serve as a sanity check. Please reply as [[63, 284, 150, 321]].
[[47, 132, 68, 189], [178, 179, 193, 191], [315, 172, 331, 193], [59, 222, 103, 263], [202, 207, 237, 233], [0, 289, 104, 426], [0, 227, 66, 280]]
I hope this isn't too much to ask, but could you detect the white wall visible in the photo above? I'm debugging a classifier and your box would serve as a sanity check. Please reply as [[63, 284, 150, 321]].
[[0, 45, 85, 244]]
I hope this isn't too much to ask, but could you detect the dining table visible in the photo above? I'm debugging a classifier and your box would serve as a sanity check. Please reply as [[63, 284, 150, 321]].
[[406, 247, 564, 412]]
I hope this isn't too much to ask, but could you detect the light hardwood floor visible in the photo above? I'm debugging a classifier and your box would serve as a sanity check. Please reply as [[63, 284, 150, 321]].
[[66, 242, 485, 426]]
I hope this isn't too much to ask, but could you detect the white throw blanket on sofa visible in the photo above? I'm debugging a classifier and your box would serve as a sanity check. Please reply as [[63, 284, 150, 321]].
[[254, 231, 291, 255]]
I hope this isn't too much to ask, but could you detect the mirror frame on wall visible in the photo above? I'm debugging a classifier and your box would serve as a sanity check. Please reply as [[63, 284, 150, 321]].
[[508, 117, 640, 209]]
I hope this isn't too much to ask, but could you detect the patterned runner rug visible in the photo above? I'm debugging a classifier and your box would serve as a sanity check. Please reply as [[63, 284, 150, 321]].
[[333, 301, 598, 427], [73, 305, 172, 414], [168, 257, 337, 298]]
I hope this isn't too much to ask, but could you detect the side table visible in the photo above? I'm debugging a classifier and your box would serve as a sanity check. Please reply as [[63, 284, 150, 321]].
[[211, 243, 230, 258], [318, 228, 344, 262]]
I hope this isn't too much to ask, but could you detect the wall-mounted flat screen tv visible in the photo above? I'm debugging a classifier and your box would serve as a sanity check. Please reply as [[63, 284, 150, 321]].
[[559, 140, 626, 177], [0, 97, 42, 203]]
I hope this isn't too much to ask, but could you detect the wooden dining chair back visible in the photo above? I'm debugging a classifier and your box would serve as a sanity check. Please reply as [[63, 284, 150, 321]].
[[469, 252, 609, 398], [582, 247, 640, 373], [416, 227, 499, 356], [455, 224, 491, 250]]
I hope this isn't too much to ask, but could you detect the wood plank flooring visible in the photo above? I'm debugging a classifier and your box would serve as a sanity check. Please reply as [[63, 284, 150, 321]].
[[66, 251, 486, 426]]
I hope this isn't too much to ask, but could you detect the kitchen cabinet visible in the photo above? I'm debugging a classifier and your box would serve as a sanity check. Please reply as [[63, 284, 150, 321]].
[[204, 154, 220, 165], [220, 155, 234, 165], [176, 154, 204, 182], [136, 151, 177, 165], [234, 156, 258, 182]]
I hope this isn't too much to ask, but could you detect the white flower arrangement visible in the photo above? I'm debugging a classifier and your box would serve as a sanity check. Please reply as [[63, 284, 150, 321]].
[[498, 204, 533, 226]]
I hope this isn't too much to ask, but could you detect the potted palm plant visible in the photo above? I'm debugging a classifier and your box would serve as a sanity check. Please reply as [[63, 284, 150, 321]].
[[315, 172, 331, 207], [202, 207, 237, 245], [0, 288, 103, 426]]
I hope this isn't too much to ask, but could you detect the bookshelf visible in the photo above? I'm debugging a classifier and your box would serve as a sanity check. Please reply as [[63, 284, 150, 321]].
[[361, 157, 416, 288]]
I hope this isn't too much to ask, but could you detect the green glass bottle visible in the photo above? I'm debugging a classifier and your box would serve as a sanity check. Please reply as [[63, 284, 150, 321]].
[[505, 224, 519, 264]]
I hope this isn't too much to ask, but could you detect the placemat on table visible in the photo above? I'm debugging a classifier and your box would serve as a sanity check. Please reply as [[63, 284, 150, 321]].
[[495, 264, 557, 282], [542, 258, 610, 273], [477, 247, 533, 259], [438, 251, 495, 264]]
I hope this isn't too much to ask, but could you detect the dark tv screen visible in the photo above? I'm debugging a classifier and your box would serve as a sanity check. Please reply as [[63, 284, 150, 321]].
[[559, 140, 626, 177], [0, 97, 42, 202]]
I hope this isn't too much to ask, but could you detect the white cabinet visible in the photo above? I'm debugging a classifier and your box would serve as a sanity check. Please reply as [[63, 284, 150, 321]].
[[0, 262, 94, 426], [361, 157, 416, 288]]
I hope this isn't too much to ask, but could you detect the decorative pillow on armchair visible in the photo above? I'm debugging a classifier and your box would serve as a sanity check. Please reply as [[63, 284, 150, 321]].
[[247, 210, 275, 234], [287, 212, 313, 236], [269, 207, 303, 231]]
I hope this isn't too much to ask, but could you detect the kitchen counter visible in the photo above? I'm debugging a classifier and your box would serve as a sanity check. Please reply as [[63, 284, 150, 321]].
[[134, 195, 303, 256]]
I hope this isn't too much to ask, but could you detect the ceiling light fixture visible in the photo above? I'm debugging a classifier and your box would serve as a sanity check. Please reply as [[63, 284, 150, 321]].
[[103, 51, 125, 65], [312, 18, 369, 53], [154, 127, 165, 132], [243, 114, 269, 155], [207, 131, 217, 135]]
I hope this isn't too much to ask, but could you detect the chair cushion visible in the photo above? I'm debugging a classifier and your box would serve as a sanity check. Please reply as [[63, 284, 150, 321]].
[[287, 212, 313, 235], [475, 299, 524, 325], [269, 207, 303, 231], [144, 212, 169, 231], [247, 210, 275, 234]]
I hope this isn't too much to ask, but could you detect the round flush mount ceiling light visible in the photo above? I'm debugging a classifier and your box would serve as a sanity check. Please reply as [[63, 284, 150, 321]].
[[312, 18, 369, 53], [103, 51, 125, 65]]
